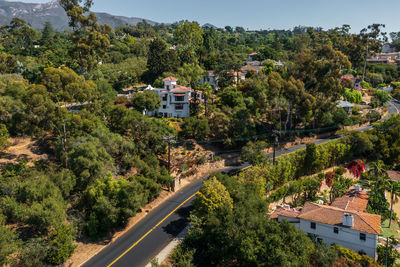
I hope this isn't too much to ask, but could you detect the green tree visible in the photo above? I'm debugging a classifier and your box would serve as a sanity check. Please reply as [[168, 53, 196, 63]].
[[146, 37, 179, 82], [377, 239, 400, 267], [174, 21, 204, 49], [177, 62, 205, 88], [68, 136, 113, 189], [0, 123, 8, 150], [60, 0, 111, 73], [343, 88, 362, 103], [40, 22, 55, 46], [45, 224, 77, 265], [241, 141, 268, 164], [0, 52, 17, 74], [304, 143, 320, 175], [41, 66, 98, 103], [193, 176, 233, 217], [180, 117, 210, 141], [83, 173, 150, 239], [372, 90, 392, 107], [131, 90, 161, 113], [0, 224, 20, 265], [218, 86, 245, 108]]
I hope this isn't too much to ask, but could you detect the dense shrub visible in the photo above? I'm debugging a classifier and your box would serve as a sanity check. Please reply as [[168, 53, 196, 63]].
[[82, 172, 163, 239], [45, 224, 77, 265], [371, 90, 392, 107], [366, 110, 381, 122], [180, 117, 210, 141], [343, 88, 362, 103]]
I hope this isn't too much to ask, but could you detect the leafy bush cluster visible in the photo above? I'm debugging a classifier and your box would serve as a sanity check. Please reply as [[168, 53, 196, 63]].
[[344, 88, 362, 103]]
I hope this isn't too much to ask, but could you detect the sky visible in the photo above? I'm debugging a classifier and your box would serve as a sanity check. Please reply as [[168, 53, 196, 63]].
[[15, 0, 400, 33]]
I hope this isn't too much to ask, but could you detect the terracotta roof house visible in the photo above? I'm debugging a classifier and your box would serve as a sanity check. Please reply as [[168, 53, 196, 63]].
[[330, 189, 369, 212], [144, 78, 202, 118], [163, 76, 179, 82], [387, 170, 400, 182], [270, 189, 381, 259]]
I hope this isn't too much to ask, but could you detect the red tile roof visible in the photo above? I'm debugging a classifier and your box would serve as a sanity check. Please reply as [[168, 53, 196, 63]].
[[170, 84, 190, 93], [341, 74, 355, 80], [298, 202, 381, 235], [270, 190, 381, 235], [331, 189, 369, 212], [163, 76, 178, 81], [388, 170, 400, 182], [270, 207, 301, 219]]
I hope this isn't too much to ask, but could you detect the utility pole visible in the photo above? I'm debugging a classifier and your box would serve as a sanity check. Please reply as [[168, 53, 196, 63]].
[[362, 42, 369, 82], [63, 121, 68, 168], [163, 135, 175, 174], [272, 130, 280, 165]]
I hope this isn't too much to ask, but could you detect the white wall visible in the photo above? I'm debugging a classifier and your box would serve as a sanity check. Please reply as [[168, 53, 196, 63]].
[[298, 218, 378, 259], [151, 89, 190, 118], [199, 75, 217, 91]]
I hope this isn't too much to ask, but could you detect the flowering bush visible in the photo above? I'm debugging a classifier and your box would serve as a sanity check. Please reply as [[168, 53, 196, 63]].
[[346, 160, 365, 178], [325, 172, 335, 187]]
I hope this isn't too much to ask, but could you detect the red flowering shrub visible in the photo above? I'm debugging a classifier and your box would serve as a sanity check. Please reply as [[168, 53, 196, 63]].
[[346, 160, 365, 178], [325, 172, 335, 187]]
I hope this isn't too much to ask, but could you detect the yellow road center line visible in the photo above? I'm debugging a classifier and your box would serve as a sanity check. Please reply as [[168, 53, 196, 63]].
[[391, 101, 400, 114], [107, 191, 198, 267]]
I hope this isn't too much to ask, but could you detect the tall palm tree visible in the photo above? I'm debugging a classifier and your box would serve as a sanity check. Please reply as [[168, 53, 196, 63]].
[[369, 161, 387, 197], [389, 181, 400, 228]]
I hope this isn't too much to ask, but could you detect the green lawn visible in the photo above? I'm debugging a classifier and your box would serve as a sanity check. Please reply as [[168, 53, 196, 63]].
[[381, 219, 400, 239]]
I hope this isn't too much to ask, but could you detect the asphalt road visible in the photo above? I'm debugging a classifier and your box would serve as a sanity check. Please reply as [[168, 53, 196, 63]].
[[83, 100, 400, 267]]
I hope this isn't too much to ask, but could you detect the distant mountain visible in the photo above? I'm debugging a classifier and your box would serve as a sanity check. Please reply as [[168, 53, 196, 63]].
[[202, 23, 219, 30], [0, 0, 158, 31]]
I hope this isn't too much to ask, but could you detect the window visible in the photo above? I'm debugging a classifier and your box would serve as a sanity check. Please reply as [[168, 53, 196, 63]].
[[162, 95, 167, 101], [162, 105, 167, 109], [310, 222, 316, 229], [334, 227, 339, 234], [175, 95, 185, 102], [166, 85, 170, 90], [360, 233, 366, 241], [175, 104, 184, 110]]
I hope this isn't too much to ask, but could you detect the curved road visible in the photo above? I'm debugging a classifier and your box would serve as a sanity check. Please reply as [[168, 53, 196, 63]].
[[83, 100, 400, 267]]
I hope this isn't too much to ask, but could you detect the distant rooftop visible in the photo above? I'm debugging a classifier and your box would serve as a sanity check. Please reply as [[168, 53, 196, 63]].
[[337, 100, 354, 108], [163, 76, 178, 82]]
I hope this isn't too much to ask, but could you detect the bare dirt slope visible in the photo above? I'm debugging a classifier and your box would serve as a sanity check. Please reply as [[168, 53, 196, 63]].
[[0, 137, 48, 166]]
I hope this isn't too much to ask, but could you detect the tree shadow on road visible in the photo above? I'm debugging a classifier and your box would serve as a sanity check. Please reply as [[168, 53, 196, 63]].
[[162, 205, 193, 237]]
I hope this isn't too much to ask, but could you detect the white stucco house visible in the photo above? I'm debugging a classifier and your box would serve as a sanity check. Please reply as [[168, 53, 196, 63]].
[[146, 77, 202, 118], [270, 189, 381, 259], [199, 71, 218, 91]]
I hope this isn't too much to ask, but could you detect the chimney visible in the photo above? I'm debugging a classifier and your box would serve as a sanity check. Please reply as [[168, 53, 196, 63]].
[[343, 213, 354, 227]]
